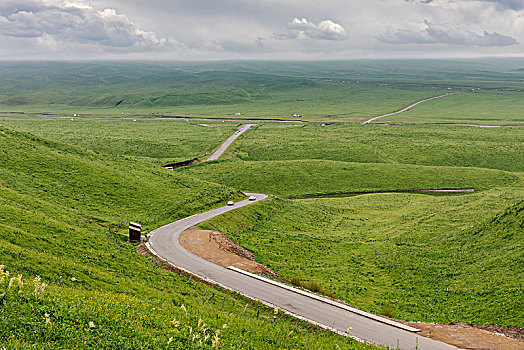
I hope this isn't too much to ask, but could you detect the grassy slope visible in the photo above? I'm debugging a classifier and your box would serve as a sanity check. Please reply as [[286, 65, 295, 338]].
[[224, 123, 524, 172], [179, 159, 517, 198], [3, 59, 523, 123], [192, 121, 524, 326], [0, 119, 239, 165], [199, 191, 524, 326], [0, 126, 374, 349], [387, 91, 524, 125], [0, 125, 243, 226], [0, 62, 448, 122]]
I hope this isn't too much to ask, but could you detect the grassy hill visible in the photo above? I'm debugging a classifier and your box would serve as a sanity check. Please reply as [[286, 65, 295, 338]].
[[1, 119, 239, 165], [2, 60, 523, 123], [1, 58, 523, 346], [222, 123, 524, 172], [0, 126, 374, 349], [199, 192, 524, 326], [388, 91, 524, 125], [179, 159, 518, 198]]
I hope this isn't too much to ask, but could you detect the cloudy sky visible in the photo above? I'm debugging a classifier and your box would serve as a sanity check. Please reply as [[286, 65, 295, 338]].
[[0, 0, 523, 60]]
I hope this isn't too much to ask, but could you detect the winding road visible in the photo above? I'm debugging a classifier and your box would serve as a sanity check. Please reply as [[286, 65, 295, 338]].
[[147, 125, 457, 349], [362, 94, 453, 124], [147, 193, 454, 349]]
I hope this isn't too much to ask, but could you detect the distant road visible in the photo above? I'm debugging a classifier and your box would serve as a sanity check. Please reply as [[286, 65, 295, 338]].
[[362, 94, 453, 124], [207, 124, 256, 161]]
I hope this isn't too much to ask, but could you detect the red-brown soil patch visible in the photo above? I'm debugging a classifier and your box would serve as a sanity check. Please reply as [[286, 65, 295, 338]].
[[179, 229, 289, 283], [406, 322, 524, 350]]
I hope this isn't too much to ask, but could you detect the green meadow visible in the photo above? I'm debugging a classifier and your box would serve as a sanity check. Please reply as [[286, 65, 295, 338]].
[[180, 159, 518, 198], [188, 119, 523, 326], [0, 125, 376, 349], [1, 59, 523, 347], [2, 59, 523, 123], [1, 119, 239, 165], [199, 189, 524, 326], [221, 123, 524, 172], [387, 91, 524, 125]]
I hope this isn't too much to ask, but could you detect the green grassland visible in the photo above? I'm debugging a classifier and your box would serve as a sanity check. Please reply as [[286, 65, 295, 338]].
[[187, 119, 524, 326], [221, 123, 524, 172], [0, 126, 376, 349], [386, 91, 524, 125], [0, 125, 246, 226], [0, 81, 445, 123], [1, 59, 523, 123], [6, 120, 524, 174], [1, 59, 523, 347], [0, 119, 239, 165], [199, 190, 524, 326], [179, 159, 518, 198], [0, 61, 442, 122]]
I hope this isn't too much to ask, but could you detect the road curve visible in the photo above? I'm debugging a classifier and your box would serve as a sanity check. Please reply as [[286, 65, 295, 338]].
[[362, 94, 453, 124], [147, 194, 456, 350], [207, 124, 256, 161]]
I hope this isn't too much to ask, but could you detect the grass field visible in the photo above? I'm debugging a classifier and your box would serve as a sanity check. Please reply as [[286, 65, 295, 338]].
[[5, 121, 521, 173], [0, 82, 446, 123], [0, 125, 376, 349], [183, 111, 523, 326], [179, 159, 518, 198], [1, 59, 523, 346], [222, 123, 524, 172], [0, 119, 239, 165], [386, 91, 524, 125], [1, 60, 523, 123], [199, 189, 524, 326]]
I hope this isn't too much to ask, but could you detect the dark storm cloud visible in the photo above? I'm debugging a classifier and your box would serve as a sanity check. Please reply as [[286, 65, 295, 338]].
[[0, 0, 172, 48], [379, 20, 518, 46]]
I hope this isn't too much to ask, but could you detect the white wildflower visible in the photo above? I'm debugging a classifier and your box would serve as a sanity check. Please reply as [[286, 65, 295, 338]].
[[17, 275, 23, 293], [212, 329, 221, 349], [33, 276, 47, 298]]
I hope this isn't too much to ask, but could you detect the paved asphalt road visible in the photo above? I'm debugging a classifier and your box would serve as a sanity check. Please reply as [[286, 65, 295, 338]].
[[362, 94, 452, 124], [148, 193, 456, 350], [207, 124, 256, 161], [150, 124, 456, 349]]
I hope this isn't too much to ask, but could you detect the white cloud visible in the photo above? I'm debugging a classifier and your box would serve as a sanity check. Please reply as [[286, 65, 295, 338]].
[[0, 0, 175, 49], [0, 0, 523, 60], [275, 17, 348, 41], [379, 19, 518, 46], [469, 0, 524, 10]]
